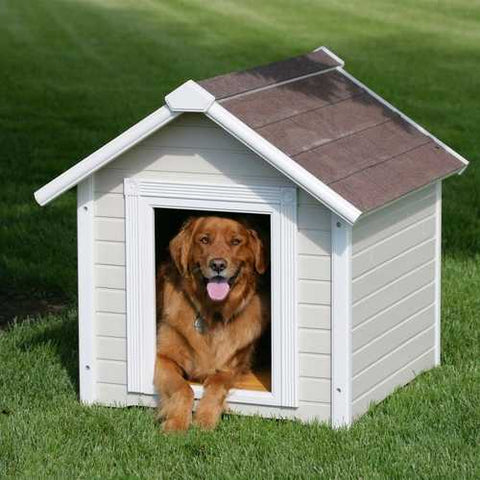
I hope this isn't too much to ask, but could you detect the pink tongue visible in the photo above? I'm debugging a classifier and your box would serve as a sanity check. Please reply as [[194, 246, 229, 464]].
[[206, 279, 230, 301]]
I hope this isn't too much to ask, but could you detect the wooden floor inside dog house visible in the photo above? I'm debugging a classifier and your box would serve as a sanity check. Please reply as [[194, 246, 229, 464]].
[[233, 367, 271, 391], [155, 207, 272, 394], [189, 368, 271, 392]]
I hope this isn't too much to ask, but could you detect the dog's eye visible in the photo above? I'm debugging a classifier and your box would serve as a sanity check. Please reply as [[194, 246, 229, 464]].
[[231, 238, 241, 246], [199, 236, 209, 244]]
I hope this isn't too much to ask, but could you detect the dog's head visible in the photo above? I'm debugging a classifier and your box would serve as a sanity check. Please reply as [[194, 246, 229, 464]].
[[169, 216, 267, 303]]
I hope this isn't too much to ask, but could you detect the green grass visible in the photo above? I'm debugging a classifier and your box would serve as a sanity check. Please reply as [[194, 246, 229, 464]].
[[1, 0, 479, 477]]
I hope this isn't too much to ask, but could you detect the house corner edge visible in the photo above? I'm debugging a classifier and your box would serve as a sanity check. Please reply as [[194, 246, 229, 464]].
[[77, 176, 97, 404], [331, 213, 353, 428]]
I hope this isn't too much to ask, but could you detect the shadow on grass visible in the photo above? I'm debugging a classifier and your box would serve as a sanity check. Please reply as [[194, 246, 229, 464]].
[[17, 311, 80, 396]]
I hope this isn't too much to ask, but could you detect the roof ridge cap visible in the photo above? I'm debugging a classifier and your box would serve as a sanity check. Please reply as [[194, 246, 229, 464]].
[[218, 65, 340, 103]]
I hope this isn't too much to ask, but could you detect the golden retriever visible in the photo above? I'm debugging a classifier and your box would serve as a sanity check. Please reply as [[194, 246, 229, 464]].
[[154, 216, 269, 432]]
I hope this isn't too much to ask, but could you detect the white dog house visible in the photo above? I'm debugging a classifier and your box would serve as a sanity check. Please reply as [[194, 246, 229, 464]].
[[34, 47, 468, 427]]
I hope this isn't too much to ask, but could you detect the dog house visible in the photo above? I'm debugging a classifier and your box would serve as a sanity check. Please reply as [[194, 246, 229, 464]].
[[34, 47, 468, 427]]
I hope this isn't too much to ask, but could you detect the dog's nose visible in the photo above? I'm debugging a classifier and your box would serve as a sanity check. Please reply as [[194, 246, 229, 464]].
[[209, 258, 227, 273]]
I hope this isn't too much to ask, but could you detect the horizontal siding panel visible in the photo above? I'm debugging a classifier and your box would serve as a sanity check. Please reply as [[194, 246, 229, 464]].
[[95, 168, 291, 195], [95, 218, 125, 242], [353, 326, 434, 399], [353, 283, 434, 349], [299, 378, 331, 403], [297, 205, 331, 230], [352, 348, 435, 418], [95, 194, 124, 219], [95, 265, 126, 290], [110, 146, 281, 178], [97, 337, 127, 361], [353, 261, 435, 326], [296, 402, 330, 422], [298, 255, 330, 281], [298, 304, 330, 330], [97, 360, 127, 384], [96, 313, 126, 338], [141, 124, 251, 152], [353, 239, 435, 301], [94, 194, 124, 219], [299, 353, 331, 378], [298, 280, 330, 305], [353, 186, 435, 254], [226, 401, 330, 422], [95, 241, 125, 266], [353, 216, 435, 278], [298, 229, 330, 256], [353, 304, 435, 375], [299, 328, 330, 354], [97, 382, 127, 406], [96, 288, 126, 314]]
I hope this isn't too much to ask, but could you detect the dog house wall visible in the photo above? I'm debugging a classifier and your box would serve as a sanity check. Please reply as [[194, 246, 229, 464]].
[[91, 113, 332, 422], [351, 183, 440, 418], [36, 47, 469, 427]]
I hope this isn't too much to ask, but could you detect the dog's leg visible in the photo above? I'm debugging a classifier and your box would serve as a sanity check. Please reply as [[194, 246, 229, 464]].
[[154, 354, 194, 432], [194, 371, 237, 430]]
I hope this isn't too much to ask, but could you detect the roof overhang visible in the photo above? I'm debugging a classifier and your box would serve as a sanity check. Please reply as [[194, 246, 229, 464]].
[[35, 44, 468, 224], [34, 80, 363, 224], [34, 106, 181, 206]]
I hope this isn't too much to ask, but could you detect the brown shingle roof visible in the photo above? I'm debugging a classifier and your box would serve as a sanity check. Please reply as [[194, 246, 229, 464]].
[[198, 49, 340, 100], [199, 49, 466, 213]]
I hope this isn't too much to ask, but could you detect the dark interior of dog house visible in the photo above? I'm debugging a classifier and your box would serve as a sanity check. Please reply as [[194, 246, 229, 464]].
[[154, 208, 272, 392]]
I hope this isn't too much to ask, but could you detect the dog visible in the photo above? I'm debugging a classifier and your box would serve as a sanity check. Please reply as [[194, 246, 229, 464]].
[[154, 216, 269, 432]]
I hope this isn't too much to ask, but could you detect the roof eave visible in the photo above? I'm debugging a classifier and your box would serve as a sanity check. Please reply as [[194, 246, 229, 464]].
[[34, 80, 362, 224], [204, 100, 361, 224], [313, 46, 345, 67], [338, 67, 469, 171], [34, 106, 180, 206], [166, 81, 361, 224]]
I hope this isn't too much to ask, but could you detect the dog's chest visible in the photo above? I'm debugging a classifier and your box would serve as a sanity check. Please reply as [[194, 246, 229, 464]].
[[196, 319, 235, 362]]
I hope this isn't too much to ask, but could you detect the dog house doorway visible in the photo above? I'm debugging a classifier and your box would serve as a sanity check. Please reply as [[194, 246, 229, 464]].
[[154, 208, 272, 392], [124, 179, 298, 407]]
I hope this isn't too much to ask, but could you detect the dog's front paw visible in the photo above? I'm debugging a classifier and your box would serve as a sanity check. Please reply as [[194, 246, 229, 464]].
[[194, 406, 221, 430], [162, 416, 191, 433]]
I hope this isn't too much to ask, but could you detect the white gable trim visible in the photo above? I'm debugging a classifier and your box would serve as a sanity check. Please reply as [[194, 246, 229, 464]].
[[34, 81, 362, 223], [165, 79, 215, 112], [34, 106, 181, 206], [313, 45, 345, 67], [205, 101, 361, 224]]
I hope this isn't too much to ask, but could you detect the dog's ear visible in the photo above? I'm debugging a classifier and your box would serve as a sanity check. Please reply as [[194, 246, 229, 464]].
[[169, 217, 197, 275], [248, 229, 267, 274]]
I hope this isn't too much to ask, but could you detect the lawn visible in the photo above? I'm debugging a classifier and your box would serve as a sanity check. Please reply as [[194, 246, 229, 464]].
[[1, 0, 479, 477]]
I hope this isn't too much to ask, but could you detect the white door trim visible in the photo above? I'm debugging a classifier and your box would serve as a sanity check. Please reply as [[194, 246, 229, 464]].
[[124, 179, 298, 407]]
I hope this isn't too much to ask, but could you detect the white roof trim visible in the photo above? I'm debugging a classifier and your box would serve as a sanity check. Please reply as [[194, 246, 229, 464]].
[[314, 45, 345, 67], [34, 80, 362, 223], [165, 80, 215, 112], [339, 67, 469, 169], [34, 106, 180, 206], [205, 101, 361, 224], [217, 65, 339, 103]]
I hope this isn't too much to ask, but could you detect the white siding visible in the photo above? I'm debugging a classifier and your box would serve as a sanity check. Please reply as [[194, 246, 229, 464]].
[[93, 113, 331, 422], [351, 185, 438, 418]]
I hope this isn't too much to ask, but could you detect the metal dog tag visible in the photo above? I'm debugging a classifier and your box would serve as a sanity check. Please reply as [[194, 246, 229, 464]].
[[194, 314, 205, 334]]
